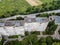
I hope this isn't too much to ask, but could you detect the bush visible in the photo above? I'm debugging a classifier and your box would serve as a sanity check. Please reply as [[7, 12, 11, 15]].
[[16, 17, 24, 20], [0, 41, 2, 45], [5, 40, 21, 45], [8, 35, 19, 38], [41, 43, 47, 45], [39, 37, 46, 43], [39, 36, 53, 45], [52, 42, 60, 45], [36, 13, 49, 17], [46, 36, 53, 45], [31, 31, 40, 35], [53, 39, 60, 42], [25, 31, 29, 36], [58, 29, 60, 34], [43, 21, 58, 35]]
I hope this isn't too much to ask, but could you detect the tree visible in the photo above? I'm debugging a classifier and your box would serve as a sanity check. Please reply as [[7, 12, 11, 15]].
[[48, 21, 55, 27], [46, 36, 53, 45], [39, 37, 47, 45], [39, 37, 46, 43], [44, 20, 57, 35], [21, 34, 38, 45]]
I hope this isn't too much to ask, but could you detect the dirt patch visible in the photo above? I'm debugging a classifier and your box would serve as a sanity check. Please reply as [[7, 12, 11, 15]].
[[26, 0, 42, 6]]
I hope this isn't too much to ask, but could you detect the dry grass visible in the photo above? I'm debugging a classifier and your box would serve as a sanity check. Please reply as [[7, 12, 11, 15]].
[[26, 0, 42, 6]]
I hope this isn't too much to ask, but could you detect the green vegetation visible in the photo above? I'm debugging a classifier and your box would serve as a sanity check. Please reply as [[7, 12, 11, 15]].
[[39, 37, 46, 43], [0, 41, 2, 45], [43, 20, 58, 35], [21, 34, 38, 45], [26, 0, 60, 14], [56, 13, 60, 16], [40, 0, 53, 3], [52, 42, 60, 45], [0, 0, 30, 18], [25, 31, 40, 36], [46, 36, 53, 45], [8, 17, 24, 20], [4, 35, 60, 45], [16, 17, 24, 20], [5, 40, 21, 45], [36, 13, 49, 17], [8, 35, 19, 38], [0, 0, 60, 18], [39, 36, 53, 45], [58, 29, 60, 34], [25, 31, 29, 36], [36, 13, 60, 18], [31, 31, 40, 35], [1, 36, 5, 45]]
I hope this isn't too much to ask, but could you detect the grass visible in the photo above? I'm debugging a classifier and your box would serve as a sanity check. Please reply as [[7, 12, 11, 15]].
[[0, 0, 30, 16], [0, 0, 59, 17]]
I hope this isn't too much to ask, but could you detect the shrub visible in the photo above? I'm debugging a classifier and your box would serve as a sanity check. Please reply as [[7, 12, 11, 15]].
[[58, 29, 60, 34], [25, 31, 29, 36], [31, 31, 40, 35], [43, 21, 58, 35], [16, 17, 24, 20], [8, 35, 19, 38]]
